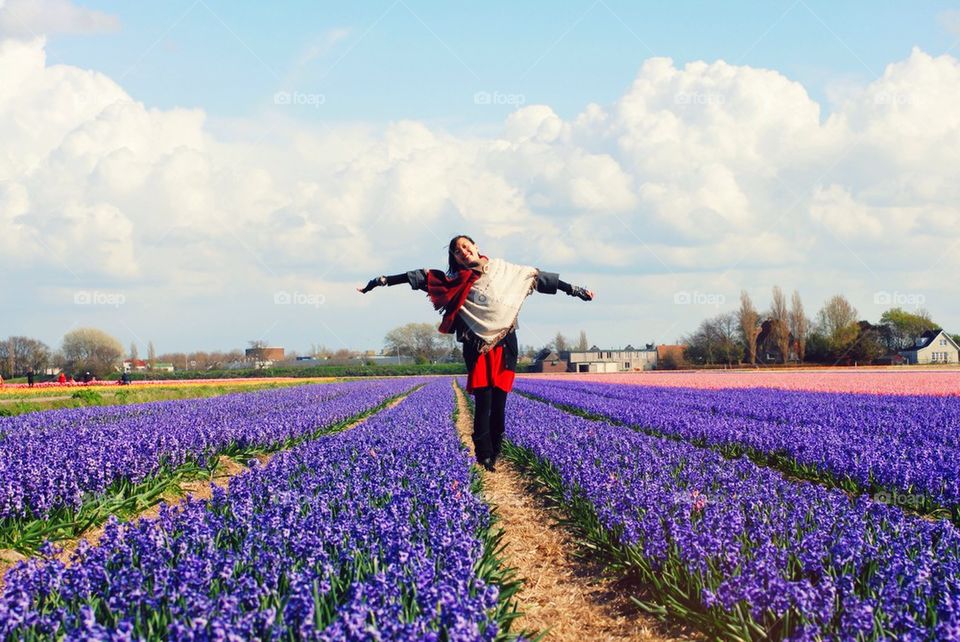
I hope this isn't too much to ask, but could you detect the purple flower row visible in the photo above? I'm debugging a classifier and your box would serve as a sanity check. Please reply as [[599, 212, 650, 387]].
[[504, 391, 960, 641], [0, 379, 503, 640], [514, 378, 960, 513], [0, 379, 420, 521]]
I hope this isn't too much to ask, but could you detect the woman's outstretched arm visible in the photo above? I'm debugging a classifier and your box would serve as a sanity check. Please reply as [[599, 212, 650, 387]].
[[536, 270, 594, 301], [357, 270, 428, 294]]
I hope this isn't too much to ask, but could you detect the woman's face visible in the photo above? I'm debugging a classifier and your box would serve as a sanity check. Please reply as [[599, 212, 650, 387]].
[[452, 237, 480, 268]]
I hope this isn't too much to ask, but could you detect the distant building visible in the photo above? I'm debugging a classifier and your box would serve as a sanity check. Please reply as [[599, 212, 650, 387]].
[[755, 319, 798, 362], [245, 347, 284, 362], [899, 329, 959, 364], [122, 359, 148, 373], [365, 355, 416, 366], [153, 362, 175, 372], [533, 350, 568, 373], [655, 344, 686, 368], [245, 346, 284, 368], [566, 345, 657, 373]]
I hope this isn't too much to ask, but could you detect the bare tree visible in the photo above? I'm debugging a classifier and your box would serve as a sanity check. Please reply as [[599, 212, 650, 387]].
[[147, 341, 157, 367], [1, 339, 12, 378], [683, 312, 744, 365], [818, 295, 858, 337], [553, 332, 569, 354], [817, 294, 860, 355], [738, 291, 761, 365], [770, 286, 790, 363], [0, 337, 51, 378], [576, 330, 589, 352], [310, 344, 333, 358], [384, 322, 455, 363], [789, 290, 809, 362], [129, 342, 139, 361], [62, 328, 124, 378]]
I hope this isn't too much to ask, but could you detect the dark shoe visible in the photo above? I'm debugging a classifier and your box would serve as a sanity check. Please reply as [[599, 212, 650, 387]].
[[479, 458, 496, 472]]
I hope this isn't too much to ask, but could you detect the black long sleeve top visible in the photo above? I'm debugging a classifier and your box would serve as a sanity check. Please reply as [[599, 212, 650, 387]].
[[383, 269, 572, 295]]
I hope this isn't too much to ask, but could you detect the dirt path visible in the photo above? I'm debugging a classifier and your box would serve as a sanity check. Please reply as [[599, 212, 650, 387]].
[[0, 395, 73, 404], [452, 382, 696, 641]]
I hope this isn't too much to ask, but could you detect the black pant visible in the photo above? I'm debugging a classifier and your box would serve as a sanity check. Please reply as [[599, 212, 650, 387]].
[[473, 387, 507, 462]]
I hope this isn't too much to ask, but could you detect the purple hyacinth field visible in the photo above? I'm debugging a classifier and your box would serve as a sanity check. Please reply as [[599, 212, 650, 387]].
[[4, 373, 959, 641]]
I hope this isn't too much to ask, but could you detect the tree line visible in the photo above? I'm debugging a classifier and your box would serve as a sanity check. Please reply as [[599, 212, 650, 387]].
[[0, 329, 229, 380], [680, 288, 955, 366]]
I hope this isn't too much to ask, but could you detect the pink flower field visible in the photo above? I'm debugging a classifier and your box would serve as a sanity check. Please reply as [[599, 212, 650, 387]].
[[523, 368, 960, 396]]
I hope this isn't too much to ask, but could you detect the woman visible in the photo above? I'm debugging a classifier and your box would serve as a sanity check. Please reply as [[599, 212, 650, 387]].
[[359, 235, 593, 472]]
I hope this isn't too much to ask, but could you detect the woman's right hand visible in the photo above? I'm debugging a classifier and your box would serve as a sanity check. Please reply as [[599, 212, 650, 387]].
[[358, 276, 386, 294]]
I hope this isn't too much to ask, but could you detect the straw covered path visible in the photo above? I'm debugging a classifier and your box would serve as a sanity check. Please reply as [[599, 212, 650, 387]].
[[452, 381, 697, 642]]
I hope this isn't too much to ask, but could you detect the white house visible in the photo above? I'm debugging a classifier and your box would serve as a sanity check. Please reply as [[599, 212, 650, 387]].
[[899, 329, 960, 364]]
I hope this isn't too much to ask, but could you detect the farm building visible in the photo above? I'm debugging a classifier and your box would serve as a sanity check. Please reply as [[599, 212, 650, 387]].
[[532, 350, 568, 373], [122, 359, 149, 373], [656, 344, 686, 367], [899, 329, 960, 364], [245, 346, 285, 368], [566, 345, 658, 373]]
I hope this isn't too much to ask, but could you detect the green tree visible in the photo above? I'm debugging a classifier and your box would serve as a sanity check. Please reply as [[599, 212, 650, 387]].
[[62, 328, 124, 378], [847, 321, 886, 364], [815, 295, 860, 360], [879, 308, 938, 351]]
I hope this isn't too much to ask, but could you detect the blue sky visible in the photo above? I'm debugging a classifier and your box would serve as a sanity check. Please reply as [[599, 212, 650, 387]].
[[46, 1, 960, 125], [3, 1, 960, 355]]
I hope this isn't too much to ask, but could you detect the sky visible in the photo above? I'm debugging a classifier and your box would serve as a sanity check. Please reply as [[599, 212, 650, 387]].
[[2, 0, 960, 355]]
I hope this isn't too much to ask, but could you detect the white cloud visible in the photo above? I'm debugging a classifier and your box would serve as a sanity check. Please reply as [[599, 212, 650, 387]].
[[0, 0, 119, 37], [2, 37, 959, 351]]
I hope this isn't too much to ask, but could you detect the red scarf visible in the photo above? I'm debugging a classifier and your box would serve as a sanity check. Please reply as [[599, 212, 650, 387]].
[[426, 260, 485, 333]]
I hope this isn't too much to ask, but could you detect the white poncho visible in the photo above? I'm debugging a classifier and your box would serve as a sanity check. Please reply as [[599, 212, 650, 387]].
[[456, 258, 538, 351]]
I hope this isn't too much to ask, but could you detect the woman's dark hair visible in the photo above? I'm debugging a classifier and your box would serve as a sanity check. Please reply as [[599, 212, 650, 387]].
[[447, 235, 475, 273]]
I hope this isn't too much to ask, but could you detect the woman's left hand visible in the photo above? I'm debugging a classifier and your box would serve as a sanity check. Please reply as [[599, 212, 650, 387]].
[[569, 286, 593, 301]]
